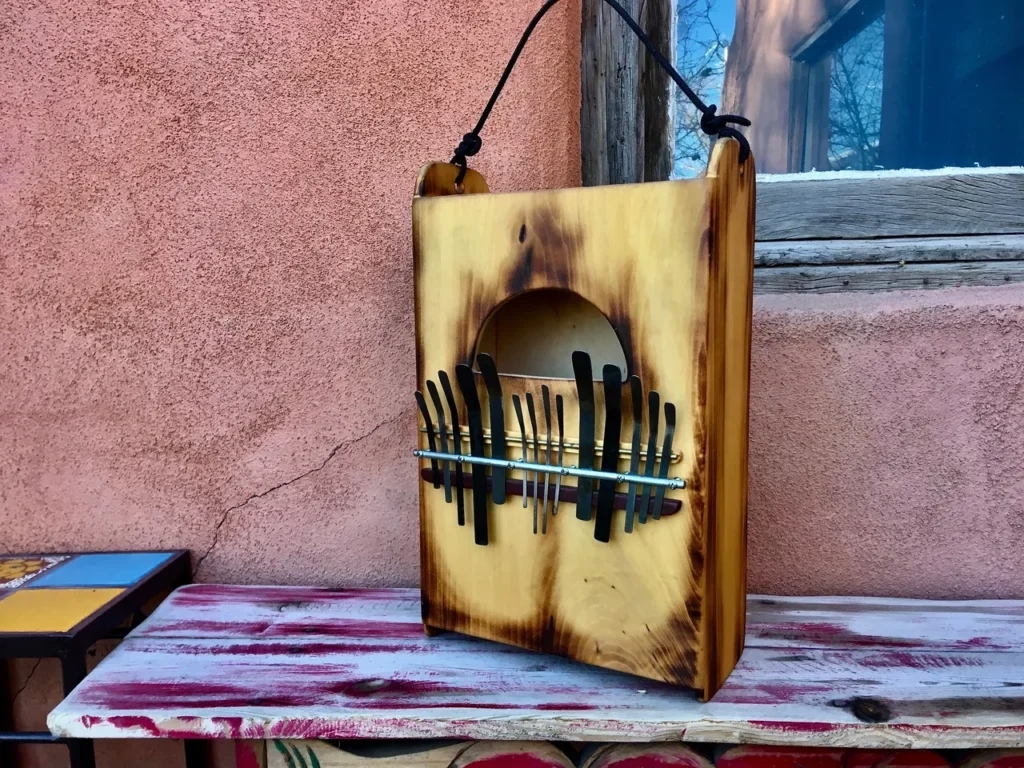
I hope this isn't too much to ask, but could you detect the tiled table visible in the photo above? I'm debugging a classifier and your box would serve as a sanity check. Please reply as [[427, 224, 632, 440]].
[[0, 550, 189, 768]]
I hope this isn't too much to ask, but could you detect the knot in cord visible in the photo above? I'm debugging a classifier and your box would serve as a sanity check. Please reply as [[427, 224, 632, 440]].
[[700, 105, 753, 162], [447, 0, 752, 186], [451, 133, 483, 185]]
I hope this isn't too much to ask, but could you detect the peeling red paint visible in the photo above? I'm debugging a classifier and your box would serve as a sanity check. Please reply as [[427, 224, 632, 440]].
[[748, 720, 844, 733], [470, 754, 569, 768], [714, 682, 838, 705], [105, 716, 163, 737], [599, 755, 707, 768], [858, 652, 984, 670], [235, 742, 262, 768]]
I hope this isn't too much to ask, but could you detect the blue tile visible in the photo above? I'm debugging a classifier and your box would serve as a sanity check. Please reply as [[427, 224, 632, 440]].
[[28, 553, 174, 588]]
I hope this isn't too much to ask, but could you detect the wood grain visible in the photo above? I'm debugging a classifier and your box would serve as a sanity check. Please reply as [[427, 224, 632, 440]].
[[415, 163, 489, 198], [753, 261, 1024, 295], [754, 235, 1024, 267], [48, 587, 1024, 748], [756, 170, 1024, 241], [580, 0, 672, 185], [638, 0, 673, 183], [702, 140, 756, 699], [412, 140, 755, 698]]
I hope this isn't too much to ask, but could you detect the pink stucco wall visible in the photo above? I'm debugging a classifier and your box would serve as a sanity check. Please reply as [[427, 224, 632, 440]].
[[2, 0, 580, 764], [750, 286, 1024, 599], [3, 0, 1024, 764]]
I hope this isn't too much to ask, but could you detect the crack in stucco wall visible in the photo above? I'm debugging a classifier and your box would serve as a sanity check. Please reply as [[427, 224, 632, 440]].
[[10, 659, 42, 708], [192, 410, 411, 578]]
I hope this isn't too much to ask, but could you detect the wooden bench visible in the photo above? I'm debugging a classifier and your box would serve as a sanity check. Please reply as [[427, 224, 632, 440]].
[[46, 586, 1024, 767]]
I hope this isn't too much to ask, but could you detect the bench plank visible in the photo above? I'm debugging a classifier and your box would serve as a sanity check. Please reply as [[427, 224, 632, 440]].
[[47, 587, 1024, 749]]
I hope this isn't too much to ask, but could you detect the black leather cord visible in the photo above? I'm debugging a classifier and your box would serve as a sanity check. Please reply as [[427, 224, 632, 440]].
[[450, 0, 751, 184]]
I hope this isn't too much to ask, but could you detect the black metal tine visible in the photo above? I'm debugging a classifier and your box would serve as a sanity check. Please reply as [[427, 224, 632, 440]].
[[638, 390, 661, 525], [541, 385, 552, 534], [651, 402, 677, 521], [526, 392, 540, 535], [455, 364, 488, 546], [553, 395, 565, 516], [572, 351, 596, 521], [624, 375, 643, 533], [476, 353, 506, 505], [426, 381, 452, 503], [414, 391, 440, 489], [438, 371, 465, 526], [594, 365, 623, 543], [512, 395, 528, 509]]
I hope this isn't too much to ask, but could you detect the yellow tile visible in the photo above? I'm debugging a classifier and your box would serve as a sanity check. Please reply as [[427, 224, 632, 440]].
[[0, 588, 124, 633]]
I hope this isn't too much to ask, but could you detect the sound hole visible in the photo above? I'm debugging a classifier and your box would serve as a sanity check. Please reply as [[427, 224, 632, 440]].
[[475, 289, 628, 379]]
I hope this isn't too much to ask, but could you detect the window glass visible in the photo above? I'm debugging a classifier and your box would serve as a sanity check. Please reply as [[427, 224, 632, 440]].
[[673, 0, 1024, 176]]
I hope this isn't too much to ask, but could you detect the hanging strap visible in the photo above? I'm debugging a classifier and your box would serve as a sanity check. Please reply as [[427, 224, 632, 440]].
[[450, 0, 751, 185]]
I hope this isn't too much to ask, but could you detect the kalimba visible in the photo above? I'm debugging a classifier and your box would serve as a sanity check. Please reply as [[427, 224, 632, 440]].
[[410, 135, 755, 700]]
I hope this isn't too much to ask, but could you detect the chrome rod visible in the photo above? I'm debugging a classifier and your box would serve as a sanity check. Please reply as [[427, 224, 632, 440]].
[[413, 450, 686, 490], [418, 428, 681, 463]]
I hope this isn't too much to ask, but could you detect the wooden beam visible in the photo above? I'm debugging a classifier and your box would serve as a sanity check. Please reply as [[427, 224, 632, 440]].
[[581, 0, 673, 185], [639, 0, 672, 183], [754, 260, 1024, 295], [755, 234, 1024, 267], [756, 169, 1024, 241]]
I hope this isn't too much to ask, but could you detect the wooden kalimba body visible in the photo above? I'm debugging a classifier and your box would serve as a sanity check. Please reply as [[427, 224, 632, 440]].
[[412, 138, 755, 700]]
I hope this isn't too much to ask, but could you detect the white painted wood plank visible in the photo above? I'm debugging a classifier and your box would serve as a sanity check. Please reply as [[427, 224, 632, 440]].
[[747, 596, 1024, 652], [47, 587, 1024, 748], [47, 636, 1024, 746], [130, 585, 423, 640], [133, 587, 1024, 652]]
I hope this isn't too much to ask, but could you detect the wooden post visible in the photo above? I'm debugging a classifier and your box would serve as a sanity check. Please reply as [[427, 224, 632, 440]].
[[581, 0, 673, 185]]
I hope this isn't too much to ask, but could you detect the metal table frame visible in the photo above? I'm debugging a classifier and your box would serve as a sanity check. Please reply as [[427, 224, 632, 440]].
[[0, 550, 193, 768]]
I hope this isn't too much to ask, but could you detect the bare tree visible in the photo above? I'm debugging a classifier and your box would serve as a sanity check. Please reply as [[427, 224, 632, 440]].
[[827, 15, 885, 170], [673, 0, 731, 177]]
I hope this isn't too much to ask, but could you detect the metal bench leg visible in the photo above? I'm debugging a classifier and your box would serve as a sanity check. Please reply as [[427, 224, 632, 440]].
[[60, 652, 95, 768], [0, 661, 14, 768], [184, 739, 209, 768]]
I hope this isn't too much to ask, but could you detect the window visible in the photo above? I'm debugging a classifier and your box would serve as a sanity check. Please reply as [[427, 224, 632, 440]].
[[642, 0, 1024, 294], [672, 0, 1024, 176]]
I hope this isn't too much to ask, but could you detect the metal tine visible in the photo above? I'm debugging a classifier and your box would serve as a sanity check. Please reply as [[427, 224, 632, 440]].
[[624, 375, 643, 533], [414, 391, 440, 489], [526, 392, 540, 534], [511, 395, 528, 509], [438, 371, 465, 526], [553, 395, 565, 516], [594, 364, 623, 543], [541, 385, 552, 534], [476, 353, 506, 504], [425, 381, 452, 503], [455, 364, 488, 546], [651, 402, 677, 521], [571, 351, 596, 521], [638, 390, 661, 525]]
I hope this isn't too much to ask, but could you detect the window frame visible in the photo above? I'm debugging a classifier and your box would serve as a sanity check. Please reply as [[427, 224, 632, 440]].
[[579, 0, 1024, 293], [787, 0, 884, 173]]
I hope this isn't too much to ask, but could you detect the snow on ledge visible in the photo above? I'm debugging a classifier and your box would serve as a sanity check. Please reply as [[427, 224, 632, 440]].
[[758, 165, 1024, 183]]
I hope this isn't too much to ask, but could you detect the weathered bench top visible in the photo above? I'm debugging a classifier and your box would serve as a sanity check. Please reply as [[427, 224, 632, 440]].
[[47, 585, 1024, 749]]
